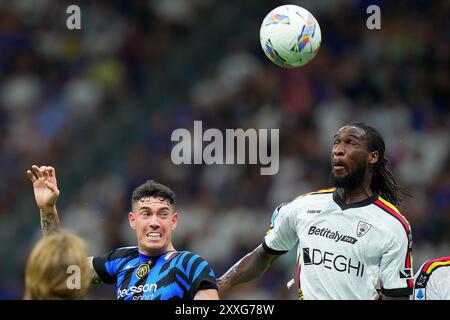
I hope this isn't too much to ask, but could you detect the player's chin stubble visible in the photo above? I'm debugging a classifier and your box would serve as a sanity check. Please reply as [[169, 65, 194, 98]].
[[329, 162, 367, 191]]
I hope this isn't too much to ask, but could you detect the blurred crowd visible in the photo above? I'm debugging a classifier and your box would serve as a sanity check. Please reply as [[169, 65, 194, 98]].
[[0, 0, 448, 299]]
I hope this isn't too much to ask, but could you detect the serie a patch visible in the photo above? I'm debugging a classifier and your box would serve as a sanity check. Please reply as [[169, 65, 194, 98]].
[[414, 288, 426, 300]]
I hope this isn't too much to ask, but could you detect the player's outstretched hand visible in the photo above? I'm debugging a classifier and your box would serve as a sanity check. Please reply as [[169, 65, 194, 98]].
[[27, 165, 60, 211]]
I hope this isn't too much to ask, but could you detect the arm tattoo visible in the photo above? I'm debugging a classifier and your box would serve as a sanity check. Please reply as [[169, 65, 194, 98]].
[[40, 211, 60, 237]]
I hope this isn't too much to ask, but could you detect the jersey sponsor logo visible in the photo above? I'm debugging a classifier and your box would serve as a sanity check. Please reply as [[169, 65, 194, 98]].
[[414, 288, 426, 300], [308, 226, 358, 244], [306, 209, 321, 214], [302, 247, 365, 277], [117, 283, 158, 299], [356, 221, 372, 237], [136, 261, 152, 279], [399, 268, 413, 279]]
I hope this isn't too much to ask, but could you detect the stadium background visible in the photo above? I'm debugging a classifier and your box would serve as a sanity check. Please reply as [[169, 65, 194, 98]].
[[0, 0, 448, 299]]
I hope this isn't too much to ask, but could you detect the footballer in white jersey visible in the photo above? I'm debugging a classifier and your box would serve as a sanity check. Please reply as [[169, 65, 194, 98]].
[[218, 122, 414, 300], [264, 187, 413, 299], [413, 257, 450, 300]]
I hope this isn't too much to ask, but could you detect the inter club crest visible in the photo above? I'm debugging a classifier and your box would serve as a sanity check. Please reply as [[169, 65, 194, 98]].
[[357, 221, 372, 237], [136, 261, 153, 279]]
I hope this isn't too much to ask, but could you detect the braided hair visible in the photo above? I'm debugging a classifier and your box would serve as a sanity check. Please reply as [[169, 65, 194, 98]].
[[347, 121, 412, 205]]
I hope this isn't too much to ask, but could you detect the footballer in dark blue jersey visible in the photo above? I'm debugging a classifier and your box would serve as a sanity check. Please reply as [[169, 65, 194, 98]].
[[27, 165, 219, 300], [93, 247, 217, 300]]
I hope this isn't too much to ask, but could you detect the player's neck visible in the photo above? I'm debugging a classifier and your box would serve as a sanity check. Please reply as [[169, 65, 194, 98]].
[[337, 182, 373, 205], [139, 244, 176, 258], [336, 170, 374, 204]]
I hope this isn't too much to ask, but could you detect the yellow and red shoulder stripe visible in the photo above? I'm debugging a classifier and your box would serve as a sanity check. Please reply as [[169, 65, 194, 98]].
[[415, 256, 450, 290], [421, 256, 450, 274], [374, 197, 411, 233], [374, 196, 413, 288]]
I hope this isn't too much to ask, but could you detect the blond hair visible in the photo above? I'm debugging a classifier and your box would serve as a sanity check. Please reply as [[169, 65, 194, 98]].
[[24, 232, 91, 300]]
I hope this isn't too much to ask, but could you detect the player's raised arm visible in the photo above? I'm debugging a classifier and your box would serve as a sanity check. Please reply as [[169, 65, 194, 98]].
[[217, 244, 279, 294], [27, 165, 103, 283], [27, 165, 61, 237], [218, 201, 296, 295]]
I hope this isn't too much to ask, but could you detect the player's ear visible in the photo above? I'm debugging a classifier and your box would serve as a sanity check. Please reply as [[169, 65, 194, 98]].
[[368, 151, 379, 165], [171, 212, 179, 230], [129, 211, 136, 230]]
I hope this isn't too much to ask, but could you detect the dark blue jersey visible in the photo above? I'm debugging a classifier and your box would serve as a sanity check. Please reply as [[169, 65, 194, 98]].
[[92, 247, 217, 300]]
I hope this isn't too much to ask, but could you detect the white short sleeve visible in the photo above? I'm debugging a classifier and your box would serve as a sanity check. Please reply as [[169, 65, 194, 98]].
[[426, 268, 450, 300], [263, 202, 298, 254], [379, 223, 413, 297]]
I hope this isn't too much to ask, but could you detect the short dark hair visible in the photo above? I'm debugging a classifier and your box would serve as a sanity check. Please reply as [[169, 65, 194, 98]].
[[131, 180, 176, 210]]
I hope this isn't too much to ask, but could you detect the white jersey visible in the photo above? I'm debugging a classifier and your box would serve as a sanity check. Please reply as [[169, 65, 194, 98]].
[[413, 257, 450, 300], [264, 187, 413, 300]]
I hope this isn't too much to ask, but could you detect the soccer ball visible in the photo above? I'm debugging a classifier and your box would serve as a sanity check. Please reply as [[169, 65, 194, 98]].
[[260, 5, 321, 68]]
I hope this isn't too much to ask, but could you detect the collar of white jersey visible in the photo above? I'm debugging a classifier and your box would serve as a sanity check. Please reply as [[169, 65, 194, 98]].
[[332, 189, 378, 211]]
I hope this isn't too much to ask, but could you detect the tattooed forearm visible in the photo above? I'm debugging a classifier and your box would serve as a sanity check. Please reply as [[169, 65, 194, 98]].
[[40, 207, 61, 237]]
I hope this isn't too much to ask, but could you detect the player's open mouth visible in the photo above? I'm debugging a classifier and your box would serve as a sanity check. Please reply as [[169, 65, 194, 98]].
[[146, 232, 162, 239], [332, 159, 347, 171]]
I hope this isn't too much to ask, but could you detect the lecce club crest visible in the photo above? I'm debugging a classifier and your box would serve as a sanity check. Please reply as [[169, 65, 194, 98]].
[[357, 221, 372, 237]]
